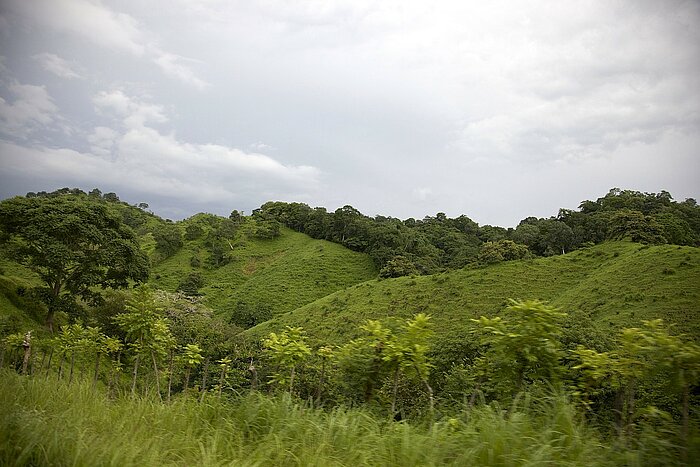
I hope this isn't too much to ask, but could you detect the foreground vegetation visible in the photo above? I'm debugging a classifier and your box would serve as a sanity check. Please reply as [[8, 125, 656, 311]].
[[2, 293, 697, 466], [2, 371, 693, 467], [1, 188, 699, 465]]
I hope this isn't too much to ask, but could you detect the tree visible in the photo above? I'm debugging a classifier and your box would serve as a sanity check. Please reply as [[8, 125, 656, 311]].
[[472, 300, 567, 397], [153, 222, 183, 258], [573, 320, 700, 447], [177, 272, 205, 296], [263, 326, 311, 394], [180, 343, 204, 392], [608, 209, 666, 244], [336, 320, 392, 404], [379, 255, 419, 278], [478, 240, 530, 264], [114, 286, 175, 398], [0, 195, 149, 331], [384, 313, 435, 414]]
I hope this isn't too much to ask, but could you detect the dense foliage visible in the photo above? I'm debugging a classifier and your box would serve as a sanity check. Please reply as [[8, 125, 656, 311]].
[[0, 194, 149, 330], [254, 188, 700, 276]]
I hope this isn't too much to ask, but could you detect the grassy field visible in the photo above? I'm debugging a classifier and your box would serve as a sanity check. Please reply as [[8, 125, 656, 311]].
[[2, 370, 683, 467], [150, 226, 377, 321], [245, 242, 700, 346]]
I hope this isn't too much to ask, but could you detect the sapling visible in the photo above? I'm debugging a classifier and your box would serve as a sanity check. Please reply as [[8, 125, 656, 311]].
[[114, 285, 172, 398], [472, 299, 567, 397], [315, 346, 333, 405], [336, 320, 391, 403], [384, 314, 434, 415], [181, 343, 204, 392], [263, 326, 311, 394], [217, 357, 232, 397]]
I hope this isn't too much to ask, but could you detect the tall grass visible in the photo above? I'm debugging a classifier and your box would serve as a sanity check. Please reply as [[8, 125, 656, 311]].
[[1, 370, 672, 467]]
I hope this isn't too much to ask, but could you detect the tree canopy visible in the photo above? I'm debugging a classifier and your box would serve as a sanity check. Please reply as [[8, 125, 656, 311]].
[[0, 195, 149, 331]]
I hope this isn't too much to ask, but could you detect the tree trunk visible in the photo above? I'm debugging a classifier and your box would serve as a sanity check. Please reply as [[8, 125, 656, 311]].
[[39, 349, 47, 374], [414, 364, 435, 417], [424, 379, 435, 415], [46, 307, 55, 334], [45, 348, 54, 376], [131, 353, 140, 397], [151, 351, 162, 401], [184, 367, 191, 392], [46, 279, 62, 333], [218, 366, 226, 397], [248, 359, 258, 391]]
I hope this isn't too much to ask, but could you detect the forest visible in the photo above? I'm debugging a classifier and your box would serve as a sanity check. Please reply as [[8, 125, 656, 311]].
[[0, 187, 699, 466]]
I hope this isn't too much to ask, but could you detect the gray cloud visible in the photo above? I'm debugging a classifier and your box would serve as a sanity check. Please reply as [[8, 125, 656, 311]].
[[0, 81, 59, 138], [0, 0, 698, 225]]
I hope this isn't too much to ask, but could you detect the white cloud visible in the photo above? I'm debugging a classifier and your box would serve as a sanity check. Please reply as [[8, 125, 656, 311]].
[[153, 53, 209, 90], [0, 89, 322, 211], [0, 83, 59, 138], [93, 90, 168, 128], [87, 126, 118, 158], [33, 53, 83, 79], [249, 142, 274, 152]]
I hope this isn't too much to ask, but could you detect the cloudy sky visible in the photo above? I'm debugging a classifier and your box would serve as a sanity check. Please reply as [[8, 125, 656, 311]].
[[0, 0, 698, 226]]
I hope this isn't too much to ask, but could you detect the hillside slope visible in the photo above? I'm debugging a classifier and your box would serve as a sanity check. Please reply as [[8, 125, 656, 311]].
[[245, 242, 700, 345], [150, 226, 377, 324]]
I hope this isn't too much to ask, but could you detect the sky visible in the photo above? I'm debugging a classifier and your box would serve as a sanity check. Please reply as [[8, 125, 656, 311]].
[[0, 0, 698, 227]]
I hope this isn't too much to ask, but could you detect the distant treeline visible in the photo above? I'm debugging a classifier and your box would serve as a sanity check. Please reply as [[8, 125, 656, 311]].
[[253, 188, 700, 276], [20, 186, 700, 277]]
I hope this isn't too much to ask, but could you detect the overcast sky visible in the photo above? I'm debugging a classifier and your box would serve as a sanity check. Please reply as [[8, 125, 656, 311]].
[[0, 0, 698, 226]]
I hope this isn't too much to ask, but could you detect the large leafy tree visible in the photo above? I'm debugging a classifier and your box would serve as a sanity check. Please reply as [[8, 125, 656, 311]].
[[0, 195, 149, 331]]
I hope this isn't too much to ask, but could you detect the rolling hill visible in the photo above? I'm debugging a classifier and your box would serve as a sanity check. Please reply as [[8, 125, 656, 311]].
[[149, 224, 377, 325], [244, 241, 700, 347]]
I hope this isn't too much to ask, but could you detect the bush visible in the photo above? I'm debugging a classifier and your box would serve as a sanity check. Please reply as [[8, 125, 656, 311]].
[[177, 273, 205, 296]]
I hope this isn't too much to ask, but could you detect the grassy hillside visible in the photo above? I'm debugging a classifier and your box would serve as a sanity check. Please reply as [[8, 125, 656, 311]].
[[245, 242, 700, 345], [150, 225, 377, 323], [0, 214, 377, 331]]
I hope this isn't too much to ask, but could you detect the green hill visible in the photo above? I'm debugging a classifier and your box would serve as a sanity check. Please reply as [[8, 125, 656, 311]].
[[244, 242, 700, 345], [0, 205, 377, 332], [150, 224, 377, 325]]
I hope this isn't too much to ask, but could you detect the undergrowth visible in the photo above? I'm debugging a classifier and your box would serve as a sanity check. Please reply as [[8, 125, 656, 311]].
[[0, 371, 686, 467]]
